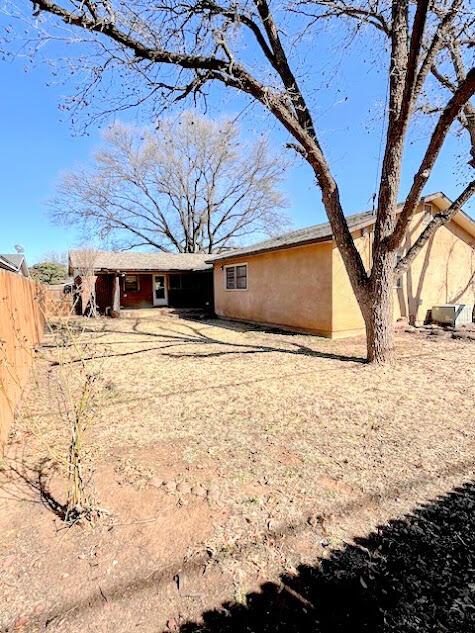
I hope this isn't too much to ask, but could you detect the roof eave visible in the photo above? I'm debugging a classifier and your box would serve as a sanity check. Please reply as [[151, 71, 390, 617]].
[[0, 254, 25, 273], [206, 216, 381, 263], [206, 235, 336, 263], [424, 191, 475, 237], [208, 192, 475, 263], [0, 258, 18, 273], [90, 267, 211, 274]]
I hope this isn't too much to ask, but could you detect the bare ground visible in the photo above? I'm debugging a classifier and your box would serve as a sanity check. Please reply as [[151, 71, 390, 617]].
[[0, 310, 474, 632]]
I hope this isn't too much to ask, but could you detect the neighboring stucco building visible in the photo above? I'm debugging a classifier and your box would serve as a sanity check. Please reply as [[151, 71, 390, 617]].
[[69, 251, 213, 315], [209, 193, 475, 338]]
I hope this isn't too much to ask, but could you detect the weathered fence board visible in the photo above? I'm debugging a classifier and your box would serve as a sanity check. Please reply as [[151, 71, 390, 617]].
[[44, 285, 74, 317], [0, 270, 45, 447]]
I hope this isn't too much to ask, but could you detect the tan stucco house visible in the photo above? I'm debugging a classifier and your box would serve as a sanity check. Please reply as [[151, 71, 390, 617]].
[[208, 193, 475, 338]]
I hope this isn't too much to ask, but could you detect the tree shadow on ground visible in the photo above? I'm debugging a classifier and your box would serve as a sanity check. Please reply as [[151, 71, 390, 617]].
[[3, 473, 474, 631], [166, 309, 314, 338], [54, 318, 366, 365], [0, 456, 67, 520], [180, 481, 475, 633]]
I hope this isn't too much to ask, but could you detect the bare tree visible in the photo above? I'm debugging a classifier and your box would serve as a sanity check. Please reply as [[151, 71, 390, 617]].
[[39, 250, 68, 265], [296, 2, 474, 169], [51, 113, 289, 254], [429, 14, 475, 169], [71, 247, 99, 316], [6, 0, 475, 362]]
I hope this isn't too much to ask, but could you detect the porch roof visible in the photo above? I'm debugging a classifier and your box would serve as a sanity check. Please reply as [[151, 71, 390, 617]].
[[69, 250, 212, 274]]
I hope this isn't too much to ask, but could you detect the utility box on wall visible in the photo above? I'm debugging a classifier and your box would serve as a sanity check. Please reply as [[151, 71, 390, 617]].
[[431, 304, 473, 327]]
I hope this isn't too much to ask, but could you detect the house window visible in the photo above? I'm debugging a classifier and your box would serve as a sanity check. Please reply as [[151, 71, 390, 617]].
[[225, 264, 247, 290], [169, 274, 182, 290], [124, 274, 140, 292]]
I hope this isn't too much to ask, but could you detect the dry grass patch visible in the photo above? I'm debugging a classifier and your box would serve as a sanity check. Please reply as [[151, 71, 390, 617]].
[[0, 311, 474, 632]]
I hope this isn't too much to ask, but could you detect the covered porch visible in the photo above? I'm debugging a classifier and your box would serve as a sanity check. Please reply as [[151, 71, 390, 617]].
[[69, 250, 214, 317], [95, 270, 214, 314]]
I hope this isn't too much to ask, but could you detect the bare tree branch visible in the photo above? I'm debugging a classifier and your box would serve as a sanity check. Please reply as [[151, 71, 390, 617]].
[[290, 1, 392, 35], [50, 112, 289, 253], [412, 0, 463, 99], [371, 1, 412, 255], [395, 180, 475, 274], [389, 67, 475, 249], [9, 0, 475, 362], [431, 33, 475, 168]]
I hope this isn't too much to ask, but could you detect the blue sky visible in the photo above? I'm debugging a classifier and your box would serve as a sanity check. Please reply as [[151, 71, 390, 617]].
[[1, 17, 473, 265]]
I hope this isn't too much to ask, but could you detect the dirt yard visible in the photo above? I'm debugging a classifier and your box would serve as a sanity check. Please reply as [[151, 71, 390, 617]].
[[1, 311, 474, 632]]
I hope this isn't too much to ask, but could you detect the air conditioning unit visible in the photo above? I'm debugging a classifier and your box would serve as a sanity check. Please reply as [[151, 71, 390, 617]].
[[431, 304, 473, 327]]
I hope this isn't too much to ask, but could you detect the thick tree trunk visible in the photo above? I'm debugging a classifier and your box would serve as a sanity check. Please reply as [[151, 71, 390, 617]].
[[363, 255, 396, 364], [364, 297, 395, 364]]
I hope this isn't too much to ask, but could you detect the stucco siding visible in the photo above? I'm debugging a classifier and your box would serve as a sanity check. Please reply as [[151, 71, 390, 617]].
[[331, 229, 371, 336], [395, 217, 475, 324], [213, 242, 333, 336], [331, 209, 475, 335], [213, 200, 474, 338]]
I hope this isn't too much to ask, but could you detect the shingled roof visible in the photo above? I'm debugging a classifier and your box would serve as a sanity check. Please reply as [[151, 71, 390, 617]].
[[0, 254, 29, 275], [207, 209, 376, 262], [69, 250, 212, 273], [207, 191, 475, 263], [0, 255, 18, 273]]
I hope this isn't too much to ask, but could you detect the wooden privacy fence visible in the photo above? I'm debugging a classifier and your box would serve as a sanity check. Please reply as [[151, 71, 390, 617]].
[[0, 270, 46, 447], [43, 284, 74, 317]]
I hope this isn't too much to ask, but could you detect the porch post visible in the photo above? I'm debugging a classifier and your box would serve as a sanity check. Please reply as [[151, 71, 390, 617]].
[[111, 274, 121, 318]]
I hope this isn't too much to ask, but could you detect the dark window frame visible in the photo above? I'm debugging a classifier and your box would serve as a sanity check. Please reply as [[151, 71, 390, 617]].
[[224, 263, 248, 291], [168, 274, 183, 290], [124, 274, 140, 292]]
